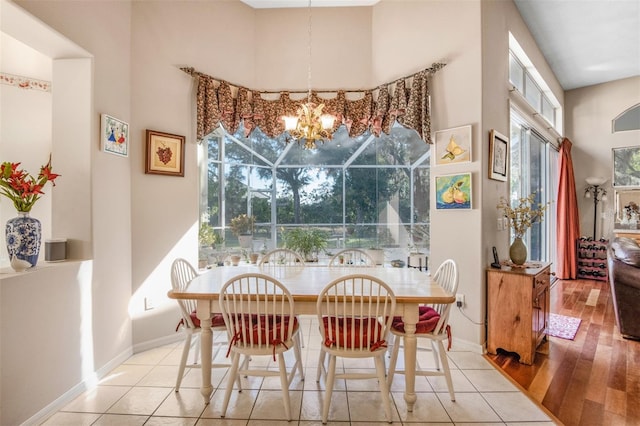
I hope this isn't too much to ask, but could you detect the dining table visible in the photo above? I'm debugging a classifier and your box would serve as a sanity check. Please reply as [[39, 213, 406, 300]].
[[167, 264, 455, 412]]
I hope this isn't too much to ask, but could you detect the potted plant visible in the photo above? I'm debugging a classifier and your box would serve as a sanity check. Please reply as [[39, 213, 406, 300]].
[[198, 223, 223, 269], [199, 222, 223, 248], [281, 228, 328, 262], [230, 214, 255, 248], [365, 247, 385, 266]]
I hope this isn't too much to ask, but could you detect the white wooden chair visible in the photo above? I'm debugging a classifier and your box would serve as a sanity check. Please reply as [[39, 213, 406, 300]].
[[386, 258, 459, 401], [258, 248, 307, 346], [316, 274, 396, 424], [258, 248, 305, 266], [318, 249, 377, 377], [218, 273, 304, 420], [328, 248, 375, 267], [170, 258, 230, 391]]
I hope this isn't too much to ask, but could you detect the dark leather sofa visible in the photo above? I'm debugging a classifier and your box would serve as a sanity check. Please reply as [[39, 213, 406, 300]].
[[607, 237, 640, 340]]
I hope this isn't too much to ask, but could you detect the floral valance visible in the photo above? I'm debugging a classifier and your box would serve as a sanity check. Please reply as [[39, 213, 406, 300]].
[[181, 62, 445, 144]]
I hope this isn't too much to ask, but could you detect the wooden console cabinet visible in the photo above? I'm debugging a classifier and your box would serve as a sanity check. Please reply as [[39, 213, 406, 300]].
[[486, 262, 551, 365]]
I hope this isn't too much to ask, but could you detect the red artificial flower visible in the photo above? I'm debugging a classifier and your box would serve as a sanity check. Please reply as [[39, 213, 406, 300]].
[[0, 156, 60, 212]]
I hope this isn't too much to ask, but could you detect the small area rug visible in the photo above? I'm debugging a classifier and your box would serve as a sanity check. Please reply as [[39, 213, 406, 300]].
[[548, 313, 581, 340]]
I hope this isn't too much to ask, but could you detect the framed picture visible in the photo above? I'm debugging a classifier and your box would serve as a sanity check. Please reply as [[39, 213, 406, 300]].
[[101, 114, 129, 157], [613, 146, 640, 188], [145, 130, 185, 177], [434, 125, 472, 166], [435, 172, 472, 210], [489, 129, 509, 181]]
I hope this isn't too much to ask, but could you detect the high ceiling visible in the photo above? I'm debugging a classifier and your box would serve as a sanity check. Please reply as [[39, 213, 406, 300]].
[[241, 0, 640, 91], [513, 0, 640, 90]]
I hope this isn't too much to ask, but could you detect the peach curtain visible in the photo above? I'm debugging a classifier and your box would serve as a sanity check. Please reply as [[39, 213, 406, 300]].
[[557, 138, 581, 279], [182, 63, 445, 143]]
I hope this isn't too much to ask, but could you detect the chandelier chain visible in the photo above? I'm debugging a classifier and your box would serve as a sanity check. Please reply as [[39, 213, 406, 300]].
[[307, 0, 313, 103]]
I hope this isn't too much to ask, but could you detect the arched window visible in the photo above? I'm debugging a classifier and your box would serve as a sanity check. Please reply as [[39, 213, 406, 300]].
[[198, 123, 431, 263], [613, 103, 640, 132]]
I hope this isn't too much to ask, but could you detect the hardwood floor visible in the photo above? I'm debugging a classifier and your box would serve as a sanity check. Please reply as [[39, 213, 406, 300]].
[[486, 278, 640, 425]]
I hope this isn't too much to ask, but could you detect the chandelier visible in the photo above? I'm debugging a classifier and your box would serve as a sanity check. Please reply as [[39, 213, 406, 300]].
[[283, 0, 336, 149]]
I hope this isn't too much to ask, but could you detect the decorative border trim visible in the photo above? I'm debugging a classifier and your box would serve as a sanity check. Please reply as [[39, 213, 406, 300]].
[[0, 72, 51, 92]]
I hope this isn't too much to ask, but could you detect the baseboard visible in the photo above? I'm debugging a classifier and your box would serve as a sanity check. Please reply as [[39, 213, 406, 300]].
[[132, 333, 183, 353], [21, 347, 133, 426], [451, 337, 485, 353]]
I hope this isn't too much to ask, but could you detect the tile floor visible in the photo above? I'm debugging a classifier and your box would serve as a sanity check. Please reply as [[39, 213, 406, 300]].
[[41, 316, 557, 425]]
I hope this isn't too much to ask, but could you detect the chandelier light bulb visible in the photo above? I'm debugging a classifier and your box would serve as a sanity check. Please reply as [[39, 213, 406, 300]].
[[283, 116, 299, 131]]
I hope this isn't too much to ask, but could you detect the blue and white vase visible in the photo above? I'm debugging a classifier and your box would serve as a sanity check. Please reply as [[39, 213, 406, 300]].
[[5, 211, 41, 269]]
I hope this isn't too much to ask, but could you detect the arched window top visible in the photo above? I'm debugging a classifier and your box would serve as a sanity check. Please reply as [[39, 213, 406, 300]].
[[613, 103, 640, 133]]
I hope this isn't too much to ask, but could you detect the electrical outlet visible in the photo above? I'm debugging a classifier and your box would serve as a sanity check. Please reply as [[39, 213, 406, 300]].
[[497, 218, 503, 231], [144, 297, 155, 311], [456, 293, 465, 307], [503, 217, 509, 229]]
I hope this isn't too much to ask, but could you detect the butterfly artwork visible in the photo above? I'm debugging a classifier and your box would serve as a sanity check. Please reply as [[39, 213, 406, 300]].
[[442, 136, 466, 161], [434, 125, 472, 165]]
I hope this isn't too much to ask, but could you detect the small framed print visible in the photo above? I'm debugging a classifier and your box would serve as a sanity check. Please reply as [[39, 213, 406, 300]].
[[489, 129, 509, 182], [101, 114, 129, 157], [434, 125, 472, 166], [145, 129, 185, 177]]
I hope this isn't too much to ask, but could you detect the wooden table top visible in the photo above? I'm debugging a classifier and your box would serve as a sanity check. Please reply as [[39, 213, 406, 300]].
[[168, 265, 455, 304]]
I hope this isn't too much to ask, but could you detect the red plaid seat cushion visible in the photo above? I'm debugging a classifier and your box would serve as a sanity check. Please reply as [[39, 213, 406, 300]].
[[227, 315, 299, 360], [227, 315, 298, 346], [322, 316, 386, 350], [175, 311, 226, 331], [391, 306, 440, 334]]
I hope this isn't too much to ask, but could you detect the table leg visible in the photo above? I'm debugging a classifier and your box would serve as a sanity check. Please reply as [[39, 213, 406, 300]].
[[402, 304, 419, 412], [197, 299, 213, 404]]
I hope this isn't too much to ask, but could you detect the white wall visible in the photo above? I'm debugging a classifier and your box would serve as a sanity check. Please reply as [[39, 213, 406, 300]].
[[255, 6, 373, 91], [1, 261, 94, 425], [565, 76, 640, 239]]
